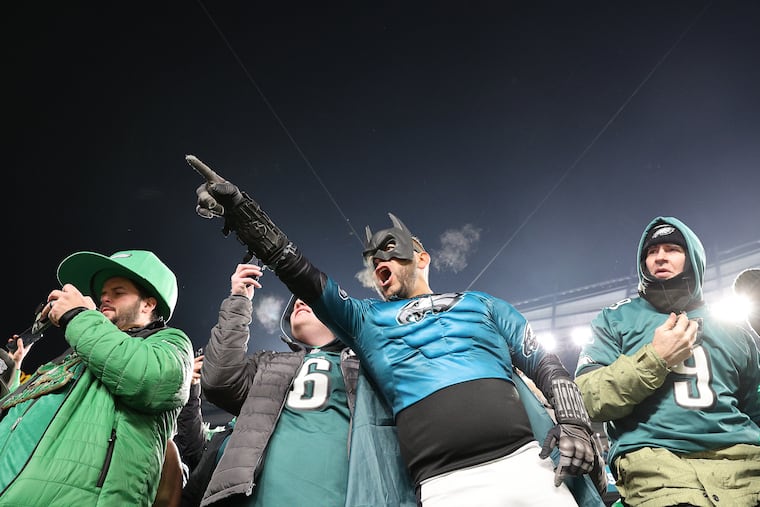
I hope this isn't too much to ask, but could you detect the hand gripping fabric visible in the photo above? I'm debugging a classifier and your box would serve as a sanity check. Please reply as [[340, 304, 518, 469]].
[[540, 378, 597, 488]]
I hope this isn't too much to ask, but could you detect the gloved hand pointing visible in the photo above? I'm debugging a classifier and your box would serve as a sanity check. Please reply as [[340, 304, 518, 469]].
[[187, 154, 245, 218]]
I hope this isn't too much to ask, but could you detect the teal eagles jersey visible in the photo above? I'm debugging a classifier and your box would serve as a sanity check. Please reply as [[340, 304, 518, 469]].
[[576, 296, 760, 464], [311, 277, 542, 417], [241, 350, 350, 507]]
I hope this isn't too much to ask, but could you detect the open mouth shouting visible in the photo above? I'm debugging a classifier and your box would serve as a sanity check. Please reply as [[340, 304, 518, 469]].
[[374, 265, 393, 288]]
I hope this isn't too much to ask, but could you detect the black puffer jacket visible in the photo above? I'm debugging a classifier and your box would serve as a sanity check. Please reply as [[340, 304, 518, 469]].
[[180, 416, 232, 507], [196, 294, 358, 506]]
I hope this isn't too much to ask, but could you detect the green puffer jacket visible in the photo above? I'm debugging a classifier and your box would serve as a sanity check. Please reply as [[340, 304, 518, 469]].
[[0, 309, 193, 506]]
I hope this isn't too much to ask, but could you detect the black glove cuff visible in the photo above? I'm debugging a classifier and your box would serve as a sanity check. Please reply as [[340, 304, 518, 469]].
[[59, 307, 89, 332], [227, 192, 290, 267], [550, 377, 592, 430]]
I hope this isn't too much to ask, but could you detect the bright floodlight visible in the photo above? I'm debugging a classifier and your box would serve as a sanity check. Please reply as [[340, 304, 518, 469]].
[[711, 294, 752, 323], [571, 326, 593, 347], [538, 332, 557, 351]]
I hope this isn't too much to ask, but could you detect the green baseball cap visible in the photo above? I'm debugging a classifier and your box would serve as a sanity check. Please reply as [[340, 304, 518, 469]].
[[57, 250, 178, 321]]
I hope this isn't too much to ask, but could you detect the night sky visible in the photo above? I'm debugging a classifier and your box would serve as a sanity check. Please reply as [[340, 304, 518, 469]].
[[7, 2, 760, 375]]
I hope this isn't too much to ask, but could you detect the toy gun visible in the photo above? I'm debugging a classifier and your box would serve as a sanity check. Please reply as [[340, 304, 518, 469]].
[[7, 301, 52, 352]]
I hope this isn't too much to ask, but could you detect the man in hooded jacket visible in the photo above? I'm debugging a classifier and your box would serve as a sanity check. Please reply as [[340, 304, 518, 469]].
[[575, 217, 760, 507]]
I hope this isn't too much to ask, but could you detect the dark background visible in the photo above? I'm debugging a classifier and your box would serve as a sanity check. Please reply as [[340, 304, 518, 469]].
[[6, 2, 760, 379]]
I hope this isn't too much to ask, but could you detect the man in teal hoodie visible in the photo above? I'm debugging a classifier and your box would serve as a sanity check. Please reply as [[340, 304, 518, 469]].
[[576, 217, 760, 507]]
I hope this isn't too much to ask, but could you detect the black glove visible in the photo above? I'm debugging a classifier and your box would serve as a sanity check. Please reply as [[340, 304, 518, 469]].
[[188, 154, 263, 228], [589, 441, 609, 496], [187, 154, 290, 267], [195, 181, 248, 218], [188, 154, 246, 219], [539, 422, 594, 487]]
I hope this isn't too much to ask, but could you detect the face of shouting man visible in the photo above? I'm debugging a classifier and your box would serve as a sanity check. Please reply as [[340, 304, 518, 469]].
[[369, 240, 425, 301], [363, 214, 432, 301]]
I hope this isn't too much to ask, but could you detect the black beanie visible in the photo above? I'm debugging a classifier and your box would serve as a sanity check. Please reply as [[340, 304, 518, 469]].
[[642, 223, 687, 254]]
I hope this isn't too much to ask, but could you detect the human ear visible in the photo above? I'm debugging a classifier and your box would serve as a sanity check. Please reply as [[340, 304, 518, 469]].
[[417, 251, 431, 270], [143, 296, 158, 314]]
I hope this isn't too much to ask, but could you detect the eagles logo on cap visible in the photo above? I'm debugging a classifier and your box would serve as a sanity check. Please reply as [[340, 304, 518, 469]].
[[643, 223, 686, 254]]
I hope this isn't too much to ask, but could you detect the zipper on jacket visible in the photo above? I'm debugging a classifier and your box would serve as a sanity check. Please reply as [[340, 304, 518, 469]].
[[0, 398, 39, 453], [0, 399, 41, 496], [0, 358, 83, 497], [96, 428, 117, 487], [9, 398, 38, 431]]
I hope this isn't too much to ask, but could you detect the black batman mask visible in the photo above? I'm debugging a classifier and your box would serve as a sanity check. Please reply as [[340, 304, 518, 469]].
[[363, 213, 417, 263]]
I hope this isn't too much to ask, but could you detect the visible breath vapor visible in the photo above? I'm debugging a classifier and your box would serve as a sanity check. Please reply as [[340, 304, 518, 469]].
[[253, 294, 286, 333], [355, 267, 376, 290], [354, 223, 482, 288], [432, 224, 481, 273]]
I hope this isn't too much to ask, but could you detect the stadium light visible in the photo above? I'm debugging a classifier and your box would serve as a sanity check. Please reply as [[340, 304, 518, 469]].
[[537, 332, 557, 351], [710, 293, 752, 323], [571, 326, 593, 347]]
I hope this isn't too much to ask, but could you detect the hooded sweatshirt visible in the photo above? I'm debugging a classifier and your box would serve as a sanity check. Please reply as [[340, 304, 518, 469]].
[[576, 216, 760, 465]]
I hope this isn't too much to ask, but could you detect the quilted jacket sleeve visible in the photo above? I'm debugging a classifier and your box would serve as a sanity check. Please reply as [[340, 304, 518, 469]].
[[65, 309, 193, 413], [201, 295, 258, 415]]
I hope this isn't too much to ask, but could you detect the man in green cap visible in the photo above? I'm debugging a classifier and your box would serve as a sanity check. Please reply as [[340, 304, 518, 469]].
[[0, 250, 194, 506]]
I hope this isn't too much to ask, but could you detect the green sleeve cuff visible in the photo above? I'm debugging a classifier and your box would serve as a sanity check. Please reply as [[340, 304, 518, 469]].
[[633, 344, 670, 389]]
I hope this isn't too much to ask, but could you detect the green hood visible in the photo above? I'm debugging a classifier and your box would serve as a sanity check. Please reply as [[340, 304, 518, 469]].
[[636, 216, 705, 312]]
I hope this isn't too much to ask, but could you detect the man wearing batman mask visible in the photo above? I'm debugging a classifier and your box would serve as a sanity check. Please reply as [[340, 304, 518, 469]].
[[576, 217, 760, 506], [189, 155, 605, 506]]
